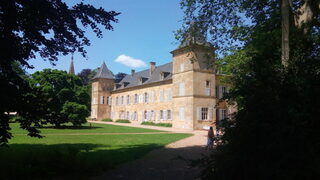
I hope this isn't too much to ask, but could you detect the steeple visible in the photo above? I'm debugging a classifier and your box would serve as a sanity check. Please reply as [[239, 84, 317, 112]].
[[69, 55, 75, 75], [92, 62, 114, 80]]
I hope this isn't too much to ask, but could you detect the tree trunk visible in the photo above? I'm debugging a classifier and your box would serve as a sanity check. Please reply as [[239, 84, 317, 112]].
[[281, 0, 290, 67]]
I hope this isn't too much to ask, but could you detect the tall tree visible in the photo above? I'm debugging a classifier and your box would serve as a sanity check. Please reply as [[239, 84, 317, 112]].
[[0, 0, 119, 145], [77, 68, 92, 86], [179, 0, 320, 179]]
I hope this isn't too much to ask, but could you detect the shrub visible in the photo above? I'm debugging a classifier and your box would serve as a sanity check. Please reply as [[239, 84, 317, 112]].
[[115, 119, 130, 123], [61, 102, 89, 126], [141, 122, 172, 127], [102, 118, 113, 122]]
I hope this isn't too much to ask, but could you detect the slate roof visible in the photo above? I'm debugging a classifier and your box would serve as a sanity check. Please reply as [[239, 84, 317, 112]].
[[92, 62, 114, 80], [114, 62, 172, 90]]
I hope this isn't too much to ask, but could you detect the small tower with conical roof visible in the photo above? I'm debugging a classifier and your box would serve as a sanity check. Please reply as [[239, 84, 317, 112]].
[[91, 62, 115, 120], [69, 55, 75, 75]]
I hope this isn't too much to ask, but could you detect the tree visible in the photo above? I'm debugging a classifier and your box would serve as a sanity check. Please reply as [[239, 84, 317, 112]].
[[115, 72, 127, 83], [77, 69, 92, 86], [61, 102, 88, 126], [0, 0, 119, 145], [179, 0, 320, 179], [22, 69, 90, 127]]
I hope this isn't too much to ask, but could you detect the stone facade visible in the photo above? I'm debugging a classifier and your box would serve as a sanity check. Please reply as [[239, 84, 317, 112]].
[[91, 43, 234, 130]]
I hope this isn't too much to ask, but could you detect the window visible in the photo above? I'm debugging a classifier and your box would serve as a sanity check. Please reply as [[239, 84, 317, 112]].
[[180, 63, 185, 72], [160, 72, 164, 80], [160, 110, 164, 120], [126, 95, 130, 104], [121, 96, 124, 105], [179, 83, 185, 96], [144, 92, 148, 103], [179, 107, 185, 120], [134, 94, 138, 104], [144, 111, 148, 121], [159, 89, 163, 102], [201, 108, 209, 120], [100, 96, 104, 104], [126, 111, 130, 120], [205, 81, 211, 96], [133, 111, 137, 120], [166, 89, 172, 101], [219, 109, 227, 120], [93, 98, 97, 105], [150, 91, 155, 103], [120, 111, 125, 119], [111, 112, 114, 119], [108, 96, 112, 105], [167, 110, 172, 120], [116, 97, 119, 105], [218, 86, 227, 98]]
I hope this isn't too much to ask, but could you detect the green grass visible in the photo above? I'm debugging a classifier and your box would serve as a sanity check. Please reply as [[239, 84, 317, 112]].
[[0, 122, 192, 179], [141, 122, 173, 127]]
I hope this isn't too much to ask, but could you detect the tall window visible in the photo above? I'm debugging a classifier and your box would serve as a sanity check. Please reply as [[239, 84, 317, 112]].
[[116, 97, 119, 105], [144, 111, 148, 121], [126, 111, 130, 120], [201, 108, 209, 120], [100, 96, 104, 104], [218, 86, 227, 98], [134, 111, 137, 120], [179, 107, 185, 120], [134, 94, 138, 104], [108, 96, 112, 105], [159, 89, 163, 102], [160, 110, 164, 120], [120, 111, 125, 119], [144, 92, 148, 103], [167, 110, 172, 120], [150, 110, 154, 120], [166, 89, 172, 101], [180, 63, 185, 72], [121, 96, 124, 105], [93, 98, 97, 105], [179, 83, 185, 96], [126, 95, 130, 104], [219, 109, 227, 120], [205, 81, 211, 96]]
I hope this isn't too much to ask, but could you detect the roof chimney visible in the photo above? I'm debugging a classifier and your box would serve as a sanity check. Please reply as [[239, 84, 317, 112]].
[[131, 69, 135, 76], [150, 62, 156, 75]]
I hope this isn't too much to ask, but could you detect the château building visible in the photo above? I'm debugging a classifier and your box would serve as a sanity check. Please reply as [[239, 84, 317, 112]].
[[90, 34, 235, 130]]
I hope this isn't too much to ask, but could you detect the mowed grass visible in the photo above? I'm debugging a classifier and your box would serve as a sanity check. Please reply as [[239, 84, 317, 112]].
[[0, 122, 192, 179]]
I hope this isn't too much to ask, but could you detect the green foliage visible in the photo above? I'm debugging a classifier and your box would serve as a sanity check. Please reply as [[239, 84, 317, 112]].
[[0, 0, 119, 145], [20, 69, 90, 127], [179, 0, 320, 179], [141, 122, 172, 127], [61, 102, 88, 126], [115, 119, 131, 123], [1, 123, 190, 179], [102, 118, 113, 122]]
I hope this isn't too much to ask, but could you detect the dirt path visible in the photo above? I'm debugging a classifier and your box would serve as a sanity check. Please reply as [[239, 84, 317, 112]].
[[90, 121, 210, 180]]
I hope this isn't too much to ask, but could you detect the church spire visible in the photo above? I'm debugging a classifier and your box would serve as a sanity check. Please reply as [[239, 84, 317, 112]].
[[69, 55, 75, 75]]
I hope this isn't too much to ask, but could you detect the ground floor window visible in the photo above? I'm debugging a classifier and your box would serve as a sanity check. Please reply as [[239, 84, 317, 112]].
[[120, 111, 125, 119], [160, 110, 164, 120], [144, 111, 148, 121], [167, 110, 172, 120], [201, 108, 208, 120]]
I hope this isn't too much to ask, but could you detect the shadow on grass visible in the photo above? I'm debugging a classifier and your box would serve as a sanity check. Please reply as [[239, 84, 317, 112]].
[[0, 143, 163, 180]]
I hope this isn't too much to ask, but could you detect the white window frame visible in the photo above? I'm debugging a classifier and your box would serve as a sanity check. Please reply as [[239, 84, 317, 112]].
[[126, 95, 130, 105], [144, 92, 148, 103], [167, 110, 172, 120], [134, 94, 138, 104], [159, 89, 163, 102], [160, 110, 164, 120], [166, 88, 172, 101], [100, 96, 104, 104], [205, 81, 211, 96]]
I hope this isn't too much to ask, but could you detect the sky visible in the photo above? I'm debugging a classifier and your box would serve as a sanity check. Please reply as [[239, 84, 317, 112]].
[[27, 0, 184, 75]]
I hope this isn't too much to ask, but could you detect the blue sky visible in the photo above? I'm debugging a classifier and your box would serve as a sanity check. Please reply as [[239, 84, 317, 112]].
[[27, 0, 184, 75]]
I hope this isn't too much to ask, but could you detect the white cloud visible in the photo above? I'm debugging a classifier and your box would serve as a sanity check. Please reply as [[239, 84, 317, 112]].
[[114, 54, 147, 68]]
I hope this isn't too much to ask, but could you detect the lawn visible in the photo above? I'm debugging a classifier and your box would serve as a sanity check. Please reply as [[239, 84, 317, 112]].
[[0, 122, 192, 179]]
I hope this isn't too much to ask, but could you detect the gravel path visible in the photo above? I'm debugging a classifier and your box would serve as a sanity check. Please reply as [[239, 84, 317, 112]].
[[90, 121, 210, 180]]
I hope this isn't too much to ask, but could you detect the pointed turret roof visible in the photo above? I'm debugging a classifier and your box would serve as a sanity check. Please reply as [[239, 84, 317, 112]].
[[180, 21, 212, 48], [92, 62, 114, 80], [68, 55, 75, 75]]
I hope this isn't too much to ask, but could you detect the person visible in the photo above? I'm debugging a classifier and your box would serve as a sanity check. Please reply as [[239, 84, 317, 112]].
[[206, 127, 215, 149]]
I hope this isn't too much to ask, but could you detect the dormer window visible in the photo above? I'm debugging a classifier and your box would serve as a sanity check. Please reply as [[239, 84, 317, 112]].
[[121, 82, 125, 88], [139, 77, 143, 84], [160, 72, 164, 80]]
